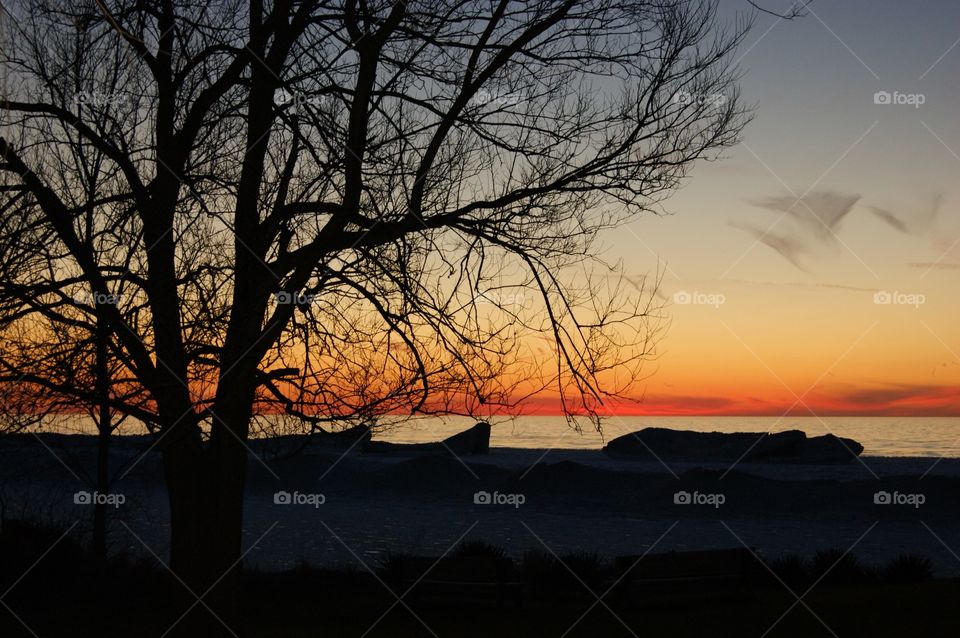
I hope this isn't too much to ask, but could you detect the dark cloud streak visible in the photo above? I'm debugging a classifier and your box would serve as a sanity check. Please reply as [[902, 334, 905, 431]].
[[732, 191, 946, 270], [730, 190, 860, 269], [869, 194, 941, 235]]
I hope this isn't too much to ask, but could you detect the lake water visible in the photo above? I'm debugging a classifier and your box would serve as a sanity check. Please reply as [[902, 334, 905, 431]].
[[40, 414, 960, 457], [379, 415, 960, 457]]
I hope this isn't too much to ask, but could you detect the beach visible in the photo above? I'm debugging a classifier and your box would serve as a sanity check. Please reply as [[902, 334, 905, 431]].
[[3, 431, 958, 577]]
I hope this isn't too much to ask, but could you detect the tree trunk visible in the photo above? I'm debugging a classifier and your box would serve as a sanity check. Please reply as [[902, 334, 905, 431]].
[[163, 410, 250, 637], [92, 317, 110, 560], [92, 417, 110, 559]]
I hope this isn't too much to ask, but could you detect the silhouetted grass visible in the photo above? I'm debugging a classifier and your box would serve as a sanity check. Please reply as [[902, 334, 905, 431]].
[[882, 553, 933, 584], [768, 550, 935, 589], [454, 539, 507, 558], [810, 548, 874, 585], [769, 553, 811, 588], [2, 521, 958, 637]]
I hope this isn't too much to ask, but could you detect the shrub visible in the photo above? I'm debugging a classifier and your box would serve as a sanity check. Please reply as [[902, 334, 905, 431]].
[[768, 553, 811, 588], [810, 548, 872, 585], [882, 554, 933, 585], [454, 540, 506, 559]]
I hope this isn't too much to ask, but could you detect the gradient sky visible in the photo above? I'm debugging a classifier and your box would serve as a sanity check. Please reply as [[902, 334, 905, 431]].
[[601, 0, 960, 416]]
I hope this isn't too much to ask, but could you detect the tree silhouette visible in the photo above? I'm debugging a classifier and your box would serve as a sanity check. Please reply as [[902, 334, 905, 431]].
[[1, 0, 749, 633]]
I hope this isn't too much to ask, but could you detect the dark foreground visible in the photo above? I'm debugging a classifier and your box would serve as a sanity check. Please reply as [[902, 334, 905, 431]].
[[3, 432, 960, 636], [4, 433, 960, 575], [2, 519, 958, 638], [7, 585, 958, 637]]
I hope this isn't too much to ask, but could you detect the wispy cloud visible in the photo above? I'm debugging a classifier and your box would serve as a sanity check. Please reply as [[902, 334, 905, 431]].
[[816, 382, 960, 415], [868, 194, 941, 235], [908, 262, 960, 270], [732, 190, 951, 272], [719, 278, 879, 293], [730, 190, 860, 269], [729, 219, 809, 270]]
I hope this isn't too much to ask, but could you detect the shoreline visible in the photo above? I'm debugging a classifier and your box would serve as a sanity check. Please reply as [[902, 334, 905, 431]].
[[4, 431, 959, 476], [9, 413, 960, 458], [2, 432, 959, 576]]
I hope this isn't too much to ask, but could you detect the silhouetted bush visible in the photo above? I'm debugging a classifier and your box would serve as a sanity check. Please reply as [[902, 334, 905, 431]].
[[768, 553, 811, 589], [882, 554, 933, 585], [454, 540, 506, 559], [811, 548, 874, 585], [517, 549, 554, 588], [1, 519, 89, 597], [0, 518, 171, 612], [517, 550, 608, 598], [376, 550, 409, 587], [559, 551, 607, 589]]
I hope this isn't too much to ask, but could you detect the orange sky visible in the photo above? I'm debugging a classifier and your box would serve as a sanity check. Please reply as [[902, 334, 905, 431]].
[[7, 4, 960, 421], [549, 2, 960, 419]]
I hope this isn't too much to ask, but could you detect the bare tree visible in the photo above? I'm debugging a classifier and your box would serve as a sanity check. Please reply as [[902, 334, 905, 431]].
[[1, 0, 750, 632], [748, 1, 812, 20]]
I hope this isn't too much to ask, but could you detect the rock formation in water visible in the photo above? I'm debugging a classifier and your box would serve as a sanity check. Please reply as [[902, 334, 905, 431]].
[[603, 428, 863, 464], [363, 422, 491, 455]]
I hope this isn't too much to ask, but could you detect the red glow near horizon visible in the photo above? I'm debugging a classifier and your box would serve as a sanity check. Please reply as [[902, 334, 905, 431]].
[[515, 388, 960, 417]]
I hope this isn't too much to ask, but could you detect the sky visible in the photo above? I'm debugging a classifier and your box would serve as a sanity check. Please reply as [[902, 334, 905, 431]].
[[601, 0, 960, 416], [5, 0, 957, 421]]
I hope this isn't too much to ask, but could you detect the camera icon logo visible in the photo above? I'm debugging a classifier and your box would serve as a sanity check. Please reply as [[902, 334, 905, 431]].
[[673, 291, 692, 305], [873, 291, 892, 305], [274, 89, 294, 106], [273, 490, 292, 505], [473, 90, 492, 105], [874, 490, 891, 505], [272, 291, 315, 306], [473, 490, 492, 505], [74, 491, 92, 505], [873, 91, 892, 105], [673, 490, 691, 505]]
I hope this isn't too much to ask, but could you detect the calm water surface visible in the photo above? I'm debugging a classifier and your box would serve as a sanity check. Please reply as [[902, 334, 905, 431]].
[[40, 415, 960, 457], [378, 415, 960, 457]]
